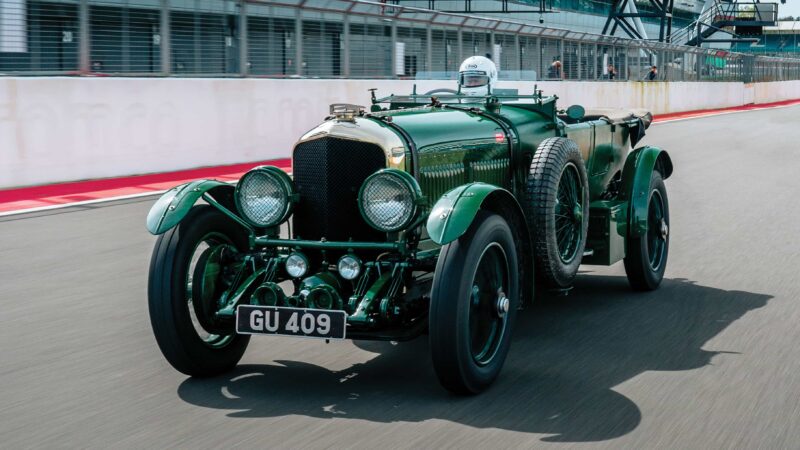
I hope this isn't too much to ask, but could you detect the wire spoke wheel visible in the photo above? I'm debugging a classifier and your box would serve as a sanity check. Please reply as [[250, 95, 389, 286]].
[[555, 162, 583, 264], [526, 137, 589, 289], [468, 243, 510, 366]]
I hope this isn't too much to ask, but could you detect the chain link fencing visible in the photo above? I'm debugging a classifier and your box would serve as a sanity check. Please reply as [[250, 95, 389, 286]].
[[1, 0, 799, 82]]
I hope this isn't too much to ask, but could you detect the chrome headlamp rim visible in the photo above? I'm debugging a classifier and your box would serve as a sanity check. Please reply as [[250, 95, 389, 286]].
[[358, 169, 423, 233], [234, 166, 294, 228]]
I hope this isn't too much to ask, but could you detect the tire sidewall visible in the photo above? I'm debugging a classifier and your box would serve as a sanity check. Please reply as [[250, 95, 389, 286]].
[[527, 137, 590, 289], [641, 172, 670, 285], [430, 211, 520, 393], [624, 171, 669, 290], [149, 205, 250, 376]]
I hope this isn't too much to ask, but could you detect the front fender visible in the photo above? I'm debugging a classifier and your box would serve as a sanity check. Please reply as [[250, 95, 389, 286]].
[[146, 179, 235, 235], [622, 145, 673, 237], [426, 183, 514, 245]]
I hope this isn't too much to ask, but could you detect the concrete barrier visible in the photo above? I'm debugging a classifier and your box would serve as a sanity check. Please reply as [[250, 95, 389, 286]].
[[0, 77, 795, 189], [752, 80, 800, 104]]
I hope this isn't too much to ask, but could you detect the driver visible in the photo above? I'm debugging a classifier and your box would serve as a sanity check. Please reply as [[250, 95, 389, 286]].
[[458, 56, 498, 96]]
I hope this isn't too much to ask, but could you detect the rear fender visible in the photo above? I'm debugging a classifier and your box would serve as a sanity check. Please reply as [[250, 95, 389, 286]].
[[145, 180, 236, 235], [621, 146, 673, 237]]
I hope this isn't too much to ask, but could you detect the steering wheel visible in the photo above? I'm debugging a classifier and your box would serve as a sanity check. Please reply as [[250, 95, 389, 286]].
[[423, 88, 461, 103]]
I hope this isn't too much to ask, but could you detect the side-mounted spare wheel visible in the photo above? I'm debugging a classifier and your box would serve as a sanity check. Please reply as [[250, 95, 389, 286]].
[[429, 210, 520, 394], [525, 137, 590, 289], [148, 205, 250, 377]]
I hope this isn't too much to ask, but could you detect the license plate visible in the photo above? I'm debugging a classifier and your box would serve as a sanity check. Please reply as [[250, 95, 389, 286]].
[[236, 305, 346, 340]]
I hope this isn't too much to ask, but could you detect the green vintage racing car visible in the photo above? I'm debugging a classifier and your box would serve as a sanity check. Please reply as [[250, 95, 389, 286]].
[[146, 58, 672, 394]]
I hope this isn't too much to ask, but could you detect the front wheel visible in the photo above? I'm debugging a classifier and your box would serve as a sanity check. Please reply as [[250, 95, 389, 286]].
[[624, 171, 670, 291], [429, 211, 520, 394], [148, 205, 250, 377]]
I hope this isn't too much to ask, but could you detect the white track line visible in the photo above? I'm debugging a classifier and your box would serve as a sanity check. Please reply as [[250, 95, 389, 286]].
[[0, 173, 297, 218], [0, 190, 169, 217], [3, 101, 799, 218]]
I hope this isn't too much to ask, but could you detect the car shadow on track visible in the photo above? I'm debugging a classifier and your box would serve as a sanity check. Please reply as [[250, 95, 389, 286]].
[[177, 276, 770, 442]]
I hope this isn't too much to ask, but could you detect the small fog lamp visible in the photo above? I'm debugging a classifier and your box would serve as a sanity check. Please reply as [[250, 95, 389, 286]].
[[285, 253, 309, 278], [337, 255, 362, 280]]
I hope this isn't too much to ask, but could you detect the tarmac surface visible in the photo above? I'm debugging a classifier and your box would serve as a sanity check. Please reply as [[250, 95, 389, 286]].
[[2, 106, 799, 448]]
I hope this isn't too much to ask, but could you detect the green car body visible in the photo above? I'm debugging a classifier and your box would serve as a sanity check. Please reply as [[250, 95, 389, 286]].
[[146, 89, 672, 343]]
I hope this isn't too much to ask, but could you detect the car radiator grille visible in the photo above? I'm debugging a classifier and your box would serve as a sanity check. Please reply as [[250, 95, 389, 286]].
[[292, 137, 387, 242]]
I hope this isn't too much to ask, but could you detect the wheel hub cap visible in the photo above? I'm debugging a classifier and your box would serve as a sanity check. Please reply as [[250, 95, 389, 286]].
[[659, 219, 669, 240], [496, 290, 509, 317], [573, 205, 583, 223]]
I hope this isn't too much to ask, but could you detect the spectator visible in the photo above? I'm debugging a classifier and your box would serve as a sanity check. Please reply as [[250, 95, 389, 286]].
[[548, 56, 563, 80], [646, 65, 658, 81], [607, 64, 617, 80]]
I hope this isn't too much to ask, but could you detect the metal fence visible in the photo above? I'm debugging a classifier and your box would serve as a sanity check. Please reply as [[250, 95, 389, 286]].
[[1, 0, 800, 82]]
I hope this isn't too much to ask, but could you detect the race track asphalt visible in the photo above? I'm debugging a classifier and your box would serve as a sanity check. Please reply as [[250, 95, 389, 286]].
[[2, 106, 799, 449]]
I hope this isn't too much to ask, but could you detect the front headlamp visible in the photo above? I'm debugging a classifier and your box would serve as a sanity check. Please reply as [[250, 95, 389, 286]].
[[358, 169, 423, 233], [235, 166, 294, 227]]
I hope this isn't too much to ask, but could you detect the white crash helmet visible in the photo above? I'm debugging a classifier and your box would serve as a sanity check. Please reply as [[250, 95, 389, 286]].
[[458, 56, 498, 96]]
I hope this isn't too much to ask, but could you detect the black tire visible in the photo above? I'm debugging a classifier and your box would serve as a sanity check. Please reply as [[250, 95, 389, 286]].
[[429, 211, 520, 394], [148, 205, 250, 377], [525, 137, 589, 289], [624, 171, 669, 291]]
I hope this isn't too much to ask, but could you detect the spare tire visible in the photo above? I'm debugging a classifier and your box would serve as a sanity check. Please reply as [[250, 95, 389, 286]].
[[524, 137, 589, 289]]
